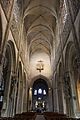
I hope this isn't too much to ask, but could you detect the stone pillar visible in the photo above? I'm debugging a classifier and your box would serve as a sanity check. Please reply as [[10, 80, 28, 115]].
[[7, 73, 17, 117], [0, 64, 4, 116], [16, 80, 21, 114], [12, 77, 17, 116], [70, 73, 78, 117], [53, 87, 59, 112], [52, 74, 59, 112], [61, 82, 67, 114], [70, 57, 80, 118], [64, 72, 75, 117], [22, 80, 27, 112], [58, 76, 67, 114], [48, 88, 53, 111], [22, 83, 25, 112], [28, 87, 32, 111]]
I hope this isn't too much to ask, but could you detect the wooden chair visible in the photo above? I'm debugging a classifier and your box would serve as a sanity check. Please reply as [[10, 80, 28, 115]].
[[43, 112, 77, 120], [14, 112, 36, 120]]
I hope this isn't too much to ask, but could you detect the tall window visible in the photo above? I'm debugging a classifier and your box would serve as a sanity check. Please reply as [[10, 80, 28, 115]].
[[38, 89, 42, 94], [43, 90, 46, 95], [34, 90, 37, 95], [32, 79, 48, 111], [33, 89, 47, 96]]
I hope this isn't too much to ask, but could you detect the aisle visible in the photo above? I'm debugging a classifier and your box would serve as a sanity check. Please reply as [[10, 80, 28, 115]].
[[35, 115, 46, 120]]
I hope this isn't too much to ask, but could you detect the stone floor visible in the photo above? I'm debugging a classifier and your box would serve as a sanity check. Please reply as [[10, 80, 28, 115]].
[[35, 115, 46, 120]]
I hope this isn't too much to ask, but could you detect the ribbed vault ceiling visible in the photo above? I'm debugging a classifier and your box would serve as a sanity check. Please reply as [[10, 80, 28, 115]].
[[22, 0, 60, 79], [23, 0, 60, 57]]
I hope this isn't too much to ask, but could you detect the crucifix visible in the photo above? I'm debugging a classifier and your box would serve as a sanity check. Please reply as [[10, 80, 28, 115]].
[[36, 60, 44, 73]]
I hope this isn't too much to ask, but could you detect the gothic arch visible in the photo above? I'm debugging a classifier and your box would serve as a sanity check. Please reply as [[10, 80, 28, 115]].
[[65, 41, 78, 82], [7, 40, 16, 116], [29, 75, 53, 112], [30, 75, 51, 89], [24, 5, 57, 19], [65, 41, 75, 70], [2, 42, 15, 109], [7, 40, 16, 71], [1, 40, 16, 116], [1, 43, 12, 112], [64, 41, 80, 116], [28, 75, 53, 111]]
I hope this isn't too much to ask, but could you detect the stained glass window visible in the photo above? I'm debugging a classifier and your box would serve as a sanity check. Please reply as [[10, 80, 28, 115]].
[[43, 90, 46, 95], [38, 88, 42, 94], [34, 90, 37, 95]]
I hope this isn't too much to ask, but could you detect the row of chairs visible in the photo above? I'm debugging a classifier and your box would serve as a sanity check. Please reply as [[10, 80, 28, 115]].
[[14, 112, 36, 120], [43, 112, 78, 120], [0, 112, 79, 120], [0, 112, 36, 120]]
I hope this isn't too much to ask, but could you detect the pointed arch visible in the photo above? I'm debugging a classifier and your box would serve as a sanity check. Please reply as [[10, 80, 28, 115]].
[[30, 75, 51, 89]]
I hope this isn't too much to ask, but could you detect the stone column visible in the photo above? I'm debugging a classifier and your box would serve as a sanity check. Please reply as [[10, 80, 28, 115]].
[[53, 85, 59, 112], [64, 72, 75, 117], [0, 64, 4, 116], [61, 81, 67, 114], [52, 74, 59, 112], [22, 80, 27, 112], [48, 88, 53, 111], [7, 73, 17, 117], [58, 76, 66, 114], [29, 87, 32, 111], [22, 83, 25, 112], [12, 75, 17, 116], [16, 79, 21, 114], [70, 72, 78, 117]]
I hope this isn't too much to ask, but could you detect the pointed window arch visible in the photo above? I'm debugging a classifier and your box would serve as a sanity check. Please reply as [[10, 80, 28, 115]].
[[38, 88, 42, 94], [34, 90, 37, 95]]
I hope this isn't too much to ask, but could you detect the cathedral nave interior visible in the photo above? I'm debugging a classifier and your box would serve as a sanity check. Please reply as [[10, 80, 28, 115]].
[[0, 0, 80, 119]]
